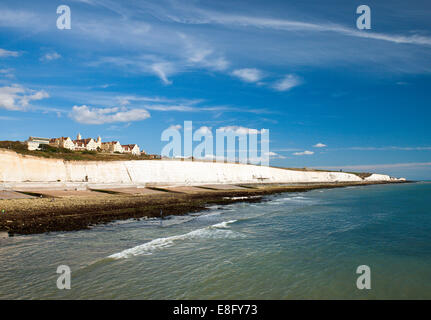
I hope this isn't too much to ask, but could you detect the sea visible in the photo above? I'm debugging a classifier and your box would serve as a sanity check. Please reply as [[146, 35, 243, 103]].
[[0, 182, 430, 299]]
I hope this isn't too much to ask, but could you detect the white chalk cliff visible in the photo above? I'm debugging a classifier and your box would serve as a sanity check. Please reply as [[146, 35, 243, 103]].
[[0, 150, 403, 186]]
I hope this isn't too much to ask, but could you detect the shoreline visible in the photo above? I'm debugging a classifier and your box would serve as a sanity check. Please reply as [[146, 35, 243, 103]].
[[0, 181, 409, 236]]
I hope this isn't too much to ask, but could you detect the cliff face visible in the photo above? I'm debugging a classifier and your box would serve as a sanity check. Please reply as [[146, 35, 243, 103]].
[[0, 150, 400, 186]]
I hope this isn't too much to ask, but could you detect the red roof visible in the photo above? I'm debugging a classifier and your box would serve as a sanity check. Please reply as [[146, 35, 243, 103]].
[[73, 138, 95, 147]]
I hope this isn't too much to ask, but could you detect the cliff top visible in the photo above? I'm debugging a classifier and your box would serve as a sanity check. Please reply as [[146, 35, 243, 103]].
[[0, 141, 157, 162]]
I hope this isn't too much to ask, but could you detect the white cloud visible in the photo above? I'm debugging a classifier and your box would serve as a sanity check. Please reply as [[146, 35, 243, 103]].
[[218, 126, 265, 135], [266, 151, 286, 159], [69, 105, 150, 124], [347, 146, 431, 151], [41, 52, 61, 61], [92, 56, 178, 85], [273, 74, 301, 91], [188, 48, 212, 63], [195, 126, 212, 135], [174, 9, 431, 46], [180, 33, 229, 71], [313, 162, 431, 171], [0, 68, 14, 78], [293, 150, 314, 156], [232, 68, 264, 83], [0, 85, 49, 111], [168, 124, 182, 130], [107, 123, 131, 131], [188, 48, 229, 71], [0, 48, 20, 58], [89, 93, 270, 115], [313, 143, 327, 148], [151, 62, 174, 85], [90, 32, 230, 84], [145, 104, 196, 112]]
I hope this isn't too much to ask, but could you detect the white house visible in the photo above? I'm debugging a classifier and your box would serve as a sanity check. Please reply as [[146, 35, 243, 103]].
[[50, 137, 75, 150], [95, 136, 102, 149], [101, 141, 123, 153], [74, 138, 97, 151], [72, 133, 99, 151], [26, 137, 50, 150], [25, 133, 144, 155], [122, 144, 141, 156]]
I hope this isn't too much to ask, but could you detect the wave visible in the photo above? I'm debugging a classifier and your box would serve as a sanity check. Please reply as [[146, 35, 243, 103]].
[[195, 211, 222, 219], [108, 220, 239, 259], [223, 196, 261, 200], [211, 220, 237, 228], [270, 195, 314, 204]]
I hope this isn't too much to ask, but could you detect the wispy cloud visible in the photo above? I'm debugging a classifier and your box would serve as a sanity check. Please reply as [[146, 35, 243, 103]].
[[0, 48, 20, 58], [273, 74, 301, 91], [313, 143, 327, 148], [75, 0, 431, 48], [69, 105, 150, 124], [218, 126, 267, 135], [267, 151, 286, 159], [180, 33, 229, 71], [348, 146, 431, 151], [293, 150, 314, 156], [168, 124, 182, 130], [0, 68, 14, 79], [195, 126, 212, 135], [168, 9, 431, 46], [0, 115, 19, 120], [88, 32, 230, 85], [0, 85, 49, 111], [40, 52, 61, 61], [151, 62, 174, 85], [107, 123, 131, 131], [232, 68, 264, 83], [314, 162, 431, 171], [112, 94, 272, 114]]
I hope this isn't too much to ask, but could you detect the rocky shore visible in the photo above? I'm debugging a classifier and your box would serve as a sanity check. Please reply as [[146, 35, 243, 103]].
[[0, 181, 406, 236]]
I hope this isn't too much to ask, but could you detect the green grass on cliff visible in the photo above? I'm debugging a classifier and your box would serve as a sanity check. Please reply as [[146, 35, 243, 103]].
[[0, 141, 159, 161]]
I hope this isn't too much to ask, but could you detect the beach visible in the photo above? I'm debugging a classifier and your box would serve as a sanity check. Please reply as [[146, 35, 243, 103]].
[[0, 181, 405, 235], [0, 150, 408, 235]]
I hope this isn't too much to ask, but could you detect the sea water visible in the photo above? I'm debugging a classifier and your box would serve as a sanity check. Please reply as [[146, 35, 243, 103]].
[[0, 182, 430, 299]]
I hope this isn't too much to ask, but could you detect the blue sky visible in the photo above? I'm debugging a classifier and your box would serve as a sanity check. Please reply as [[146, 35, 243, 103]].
[[0, 0, 430, 179]]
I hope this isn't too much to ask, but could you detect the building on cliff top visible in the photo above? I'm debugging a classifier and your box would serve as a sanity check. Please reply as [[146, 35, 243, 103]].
[[26, 133, 143, 155], [73, 138, 97, 151], [101, 141, 123, 153], [72, 134, 101, 151], [49, 137, 75, 150], [122, 144, 141, 156], [26, 137, 50, 150]]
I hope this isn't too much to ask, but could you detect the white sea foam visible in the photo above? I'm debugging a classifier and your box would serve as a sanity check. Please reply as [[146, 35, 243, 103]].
[[271, 196, 311, 203], [108, 220, 239, 259], [223, 196, 261, 200], [211, 220, 237, 228], [196, 211, 222, 218]]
